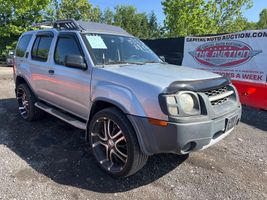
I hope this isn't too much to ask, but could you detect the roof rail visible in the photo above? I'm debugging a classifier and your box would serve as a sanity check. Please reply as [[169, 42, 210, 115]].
[[53, 19, 85, 31], [32, 22, 53, 29]]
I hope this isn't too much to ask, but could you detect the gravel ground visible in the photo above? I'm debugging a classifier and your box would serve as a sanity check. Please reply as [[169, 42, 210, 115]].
[[0, 65, 266, 200]]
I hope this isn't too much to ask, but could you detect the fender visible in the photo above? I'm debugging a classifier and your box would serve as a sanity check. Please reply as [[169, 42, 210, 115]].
[[91, 83, 146, 117], [15, 75, 38, 98], [88, 83, 149, 154]]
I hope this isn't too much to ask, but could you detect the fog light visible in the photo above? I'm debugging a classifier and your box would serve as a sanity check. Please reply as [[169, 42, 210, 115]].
[[181, 142, 196, 152]]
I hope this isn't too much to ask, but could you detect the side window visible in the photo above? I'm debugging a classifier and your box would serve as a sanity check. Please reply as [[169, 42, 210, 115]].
[[31, 36, 53, 62], [31, 37, 40, 58], [16, 34, 32, 57], [54, 36, 82, 65]]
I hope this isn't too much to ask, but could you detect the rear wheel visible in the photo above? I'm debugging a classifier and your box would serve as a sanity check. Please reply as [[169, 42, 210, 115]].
[[16, 84, 44, 121], [88, 107, 148, 177]]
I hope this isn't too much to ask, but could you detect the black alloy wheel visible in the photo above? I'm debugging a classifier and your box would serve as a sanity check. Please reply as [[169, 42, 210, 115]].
[[88, 108, 148, 177], [17, 87, 29, 119]]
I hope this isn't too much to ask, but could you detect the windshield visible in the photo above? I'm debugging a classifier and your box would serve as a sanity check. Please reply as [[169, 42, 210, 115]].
[[84, 33, 162, 65]]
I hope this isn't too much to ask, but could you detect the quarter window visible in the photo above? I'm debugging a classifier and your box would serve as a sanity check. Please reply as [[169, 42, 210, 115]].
[[54, 36, 82, 65], [16, 34, 32, 57], [31, 36, 53, 62]]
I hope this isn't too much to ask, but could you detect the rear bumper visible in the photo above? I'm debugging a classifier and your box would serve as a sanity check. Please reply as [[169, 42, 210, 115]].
[[128, 106, 241, 155]]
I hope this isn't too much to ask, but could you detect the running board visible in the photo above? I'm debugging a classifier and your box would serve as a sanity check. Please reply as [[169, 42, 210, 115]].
[[35, 102, 87, 130]]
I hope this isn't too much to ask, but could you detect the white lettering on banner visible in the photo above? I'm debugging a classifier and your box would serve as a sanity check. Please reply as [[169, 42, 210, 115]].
[[182, 30, 267, 83]]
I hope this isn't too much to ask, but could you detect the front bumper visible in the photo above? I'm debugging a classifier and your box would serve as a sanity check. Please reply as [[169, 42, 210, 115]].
[[128, 106, 241, 155]]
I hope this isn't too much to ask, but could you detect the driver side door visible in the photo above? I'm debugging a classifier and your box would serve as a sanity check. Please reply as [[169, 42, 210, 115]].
[[44, 33, 91, 119]]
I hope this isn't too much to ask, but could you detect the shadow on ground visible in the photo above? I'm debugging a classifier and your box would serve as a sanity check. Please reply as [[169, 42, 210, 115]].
[[241, 106, 267, 132], [0, 98, 188, 193]]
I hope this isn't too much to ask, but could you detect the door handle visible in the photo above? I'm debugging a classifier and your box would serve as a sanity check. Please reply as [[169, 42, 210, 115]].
[[48, 69, 54, 75]]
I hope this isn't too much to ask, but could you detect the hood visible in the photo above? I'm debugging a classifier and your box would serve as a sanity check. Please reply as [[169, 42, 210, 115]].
[[103, 63, 221, 89]]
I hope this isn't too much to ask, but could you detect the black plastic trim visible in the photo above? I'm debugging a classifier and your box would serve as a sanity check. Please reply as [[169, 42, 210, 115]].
[[166, 77, 230, 93], [158, 77, 230, 118], [36, 31, 54, 37]]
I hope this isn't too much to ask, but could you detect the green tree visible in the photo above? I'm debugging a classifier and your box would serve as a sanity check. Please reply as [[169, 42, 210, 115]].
[[209, 0, 253, 33], [101, 8, 114, 24], [162, 0, 213, 36], [0, 0, 51, 57], [113, 5, 152, 39], [257, 9, 267, 29], [89, 6, 102, 22], [245, 21, 258, 30], [148, 11, 162, 38], [43, 0, 59, 21], [232, 17, 257, 31], [57, 0, 102, 22], [58, 0, 92, 20], [162, 0, 253, 36], [100, 6, 163, 39]]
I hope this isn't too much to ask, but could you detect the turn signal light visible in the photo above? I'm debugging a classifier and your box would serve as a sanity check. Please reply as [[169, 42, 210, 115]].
[[148, 118, 168, 127]]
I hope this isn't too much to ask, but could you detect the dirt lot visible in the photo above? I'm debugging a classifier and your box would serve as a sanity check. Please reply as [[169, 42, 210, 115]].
[[0, 65, 266, 200]]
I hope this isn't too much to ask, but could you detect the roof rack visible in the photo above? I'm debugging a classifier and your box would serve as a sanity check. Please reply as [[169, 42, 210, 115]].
[[53, 19, 85, 31], [32, 22, 53, 29], [31, 19, 131, 36]]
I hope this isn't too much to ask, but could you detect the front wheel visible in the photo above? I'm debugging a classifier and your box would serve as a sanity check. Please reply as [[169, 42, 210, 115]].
[[88, 107, 148, 177]]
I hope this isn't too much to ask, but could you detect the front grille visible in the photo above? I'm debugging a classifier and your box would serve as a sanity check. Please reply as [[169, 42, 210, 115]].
[[204, 86, 233, 106]]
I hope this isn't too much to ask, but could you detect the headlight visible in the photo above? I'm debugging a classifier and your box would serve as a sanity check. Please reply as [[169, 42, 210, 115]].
[[166, 96, 179, 115], [178, 93, 195, 113], [159, 91, 201, 117]]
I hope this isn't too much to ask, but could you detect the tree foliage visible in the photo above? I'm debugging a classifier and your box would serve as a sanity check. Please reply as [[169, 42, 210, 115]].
[[101, 9, 114, 24], [162, 0, 253, 36], [1, 0, 266, 59], [101, 6, 162, 39], [112, 6, 148, 38], [0, 0, 51, 57], [148, 12, 163, 39], [58, 0, 92, 20], [257, 9, 267, 29]]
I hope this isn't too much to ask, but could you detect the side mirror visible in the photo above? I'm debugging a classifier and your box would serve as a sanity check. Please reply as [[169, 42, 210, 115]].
[[159, 56, 166, 62], [65, 55, 87, 69]]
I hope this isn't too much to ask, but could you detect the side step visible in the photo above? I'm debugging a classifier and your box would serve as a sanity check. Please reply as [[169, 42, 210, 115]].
[[35, 102, 87, 130]]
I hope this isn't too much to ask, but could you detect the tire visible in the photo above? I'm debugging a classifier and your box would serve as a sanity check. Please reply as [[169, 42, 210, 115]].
[[16, 83, 45, 121], [88, 107, 148, 177]]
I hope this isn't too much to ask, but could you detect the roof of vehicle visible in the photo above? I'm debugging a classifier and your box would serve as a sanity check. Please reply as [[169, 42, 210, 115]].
[[77, 20, 132, 37], [30, 19, 133, 37]]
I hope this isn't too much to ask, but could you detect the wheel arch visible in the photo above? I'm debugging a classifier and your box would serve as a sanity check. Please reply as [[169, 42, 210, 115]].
[[88, 98, 129, 124], [86, 98, 149, 155], [16, 76, 27, 87], [15, 75, 37, 98]]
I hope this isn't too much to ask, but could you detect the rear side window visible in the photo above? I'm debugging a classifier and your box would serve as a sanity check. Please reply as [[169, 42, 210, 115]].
[[16, 34, 32, 57], [54, 36, 82, 65], [31, 36, 53, 62]]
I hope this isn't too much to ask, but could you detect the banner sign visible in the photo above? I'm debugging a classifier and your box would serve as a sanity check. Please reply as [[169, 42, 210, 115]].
[[182, 30, 267, 83]]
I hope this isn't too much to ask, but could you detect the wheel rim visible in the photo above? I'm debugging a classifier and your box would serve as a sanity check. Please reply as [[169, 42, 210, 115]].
[[17, 88, 29, 119], [91, 117, 128, 173]]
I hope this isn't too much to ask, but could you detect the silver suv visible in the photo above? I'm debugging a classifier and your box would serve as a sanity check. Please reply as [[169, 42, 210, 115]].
[[14, 19, 241, 177]]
